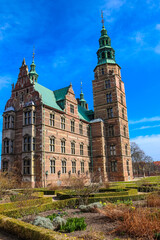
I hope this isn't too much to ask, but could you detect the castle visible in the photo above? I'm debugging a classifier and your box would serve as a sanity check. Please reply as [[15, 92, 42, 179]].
[[1, 21, 133, 187]]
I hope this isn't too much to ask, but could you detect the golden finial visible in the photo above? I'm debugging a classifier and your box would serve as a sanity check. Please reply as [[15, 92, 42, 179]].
[[101, 10, 104, 27]]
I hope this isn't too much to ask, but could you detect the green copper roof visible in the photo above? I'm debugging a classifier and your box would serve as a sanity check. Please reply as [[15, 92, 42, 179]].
[[54, 86, 70, 101], [34, 82, 62, 111], [97, 25, 116, 66], [34, 82, 93, 122], [78, 105, 93, 122], [29, 59, 39, 82]]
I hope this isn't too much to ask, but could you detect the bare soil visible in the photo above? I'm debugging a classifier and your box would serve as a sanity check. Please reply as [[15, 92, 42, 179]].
[[21, 208, 136, 240]]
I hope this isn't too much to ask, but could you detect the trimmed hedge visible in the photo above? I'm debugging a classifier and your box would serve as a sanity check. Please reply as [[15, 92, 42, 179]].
[[57, 189, 138, 200], [0, 197, 52, 212], [1, 193, 146, 218], [2, 198, 79, 218], [0, 214, 81, 240], [87, 194, 147, 203]]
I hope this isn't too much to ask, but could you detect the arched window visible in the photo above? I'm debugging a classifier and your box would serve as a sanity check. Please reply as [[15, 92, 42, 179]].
[[107, 51, 111, 58], [80, 143, 84, 156], [121, 94, 123, 104], [71, 120, 75, 132], [102, 52, 105, 59], [122, 108, 124, 119], [71, 142, 75, 155], [127, 160, 130, 175], [2, 160, 8, 172], [119, 80, 121, 90], [50, 137, 55, 152], [125, 144, 128, 155], [102, 40, 104, 46], [50, 158, 55, 174], [62, 160, 66, 174], [24, 135, 31, 152], [72, 160, 76, 173], [101, 68, 104, 75], [61, 117, 65, 130], [81, 161, 84, 173], [61, 139, 66, 153], [23, 158, 31, 175], [124, 126, 126, 137], [3, 138, 9, 154]]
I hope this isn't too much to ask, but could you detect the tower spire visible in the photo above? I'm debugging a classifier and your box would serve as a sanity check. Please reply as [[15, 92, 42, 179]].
[[29, 47, 38, 82], [96, 13, 116, 65], [79, 81, 86, 109], [32, 46, 35, 62], [101, 10, 104, 28]]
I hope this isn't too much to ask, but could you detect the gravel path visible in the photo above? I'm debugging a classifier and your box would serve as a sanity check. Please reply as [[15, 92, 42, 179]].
[[0, 231, 20, 240]]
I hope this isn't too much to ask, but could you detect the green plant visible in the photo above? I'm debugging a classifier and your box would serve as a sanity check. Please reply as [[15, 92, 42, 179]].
[[116, 199, 133, 206], [46, 211, 68, 221], [32, 216, 54, 230], [60, 217, 87, 232]]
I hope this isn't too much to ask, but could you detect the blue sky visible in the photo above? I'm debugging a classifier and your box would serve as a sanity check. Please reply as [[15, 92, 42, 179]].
[[0, 0, 160, 162]]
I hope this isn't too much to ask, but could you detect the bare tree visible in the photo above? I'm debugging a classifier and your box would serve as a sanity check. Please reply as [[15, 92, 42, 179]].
[[131, 142, 154, 177]]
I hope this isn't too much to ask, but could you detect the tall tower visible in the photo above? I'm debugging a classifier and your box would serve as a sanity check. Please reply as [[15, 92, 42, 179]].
[[92, 17, 133, 181]]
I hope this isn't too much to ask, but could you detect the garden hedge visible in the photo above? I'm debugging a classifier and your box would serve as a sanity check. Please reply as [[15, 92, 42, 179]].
[[0, 197, 52, 212], [57, 189, 138, 199], [1, 192, 146, 218], [0, 214, 81, 240]]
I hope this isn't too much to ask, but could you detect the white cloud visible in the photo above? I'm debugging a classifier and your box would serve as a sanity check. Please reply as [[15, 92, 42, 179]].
[[53, 56, 67, 68], [135, 32, 144, 44], [0, 76, 12, 90], [131, 124, 160, 131], [129, 116, 160, 125], [131, 134, 160, 161], [105, 0, 126, 9], [156, 24, 160, 30], [102, 0, 126, 21], [154, 43, 160, 54]]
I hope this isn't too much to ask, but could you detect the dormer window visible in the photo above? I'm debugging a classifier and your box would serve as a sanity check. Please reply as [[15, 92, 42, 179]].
[[70, 104, 74, 114]]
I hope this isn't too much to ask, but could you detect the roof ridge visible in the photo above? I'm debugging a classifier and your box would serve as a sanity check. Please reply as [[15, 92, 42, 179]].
[[53, 85, 70, 93]]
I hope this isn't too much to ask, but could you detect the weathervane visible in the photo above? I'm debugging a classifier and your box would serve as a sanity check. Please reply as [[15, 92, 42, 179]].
[[101, 10, 104, 27], [81, 81, 83, 92], [32, 46, 35, 61]]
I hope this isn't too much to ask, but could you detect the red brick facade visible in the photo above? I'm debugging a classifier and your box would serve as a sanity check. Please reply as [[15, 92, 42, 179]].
[[1, 27, 133, 186]]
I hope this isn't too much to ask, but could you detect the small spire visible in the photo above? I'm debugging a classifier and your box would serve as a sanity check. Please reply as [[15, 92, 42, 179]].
[[101, 10, 104, 28], [22, 58, 26, 66], [81, 81, 83, 93]]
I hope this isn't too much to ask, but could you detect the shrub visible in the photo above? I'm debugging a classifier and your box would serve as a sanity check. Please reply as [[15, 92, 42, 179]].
[[32, 216, 54, 230], [97, 203, 128, 221], [79, 202, 103, 212], [115, 208, 160, 240], [52, 216, 66, 230], [47, 212, 67, 221], [0, 214, 79, 240], [147, 193, 160, 207], [60, 217, 87, 232], [61, 174, 102, 204]]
